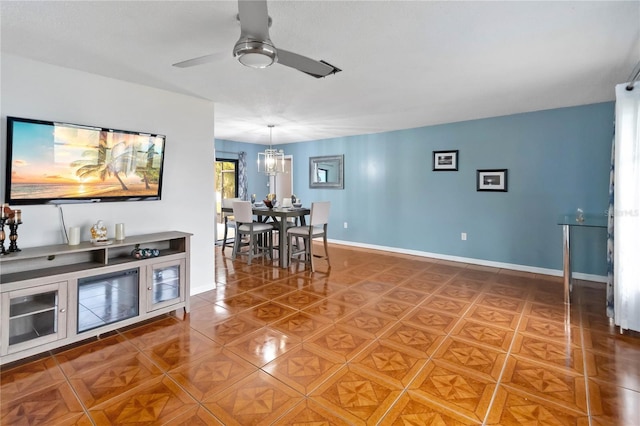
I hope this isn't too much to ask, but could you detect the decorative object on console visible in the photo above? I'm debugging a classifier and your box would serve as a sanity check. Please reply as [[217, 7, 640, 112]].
[[68, 227, 81, 246], [131, 244, 160, 259], [291, 194, 297, 204], [0, 204, 22, 253], [0, 219, 6, 255], [7, 213, 22, 253], [433, 150, 459, 171], [132, 246, 143, 259], [90, 220, 108, 243], [0, 204, 8, 255], [0, 220, 6, 256], [115, 223, 126, 241], [1, 204, 16, 222], [476, 169, 508, 192]]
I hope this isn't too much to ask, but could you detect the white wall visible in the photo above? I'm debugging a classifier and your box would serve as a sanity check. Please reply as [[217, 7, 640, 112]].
[[1, 54, 216, 295]]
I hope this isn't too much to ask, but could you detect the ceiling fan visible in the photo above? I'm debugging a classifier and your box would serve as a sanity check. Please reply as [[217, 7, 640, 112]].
[[173, 0, 341, 78]]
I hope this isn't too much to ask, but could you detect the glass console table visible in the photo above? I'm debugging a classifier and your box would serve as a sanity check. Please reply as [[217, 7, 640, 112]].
[[558, 214, 607, 305]]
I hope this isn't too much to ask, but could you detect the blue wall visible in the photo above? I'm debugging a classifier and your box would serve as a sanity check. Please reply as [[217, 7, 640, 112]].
[[216, 102, 614, 276]]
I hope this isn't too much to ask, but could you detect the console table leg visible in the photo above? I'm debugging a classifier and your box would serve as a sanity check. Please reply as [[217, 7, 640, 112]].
[[562, 224, 571, 305]]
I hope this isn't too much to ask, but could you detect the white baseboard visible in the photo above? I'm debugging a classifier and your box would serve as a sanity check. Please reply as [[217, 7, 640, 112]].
[[572, 272, 607, 284], [327, 239, 607, 284]]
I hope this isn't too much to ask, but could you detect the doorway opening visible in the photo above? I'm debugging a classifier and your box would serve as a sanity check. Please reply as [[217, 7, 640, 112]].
[[215, 159, 238, 242], [272, 156, 293, 202]]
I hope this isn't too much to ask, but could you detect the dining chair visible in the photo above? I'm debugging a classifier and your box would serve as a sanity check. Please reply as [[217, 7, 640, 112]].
[[232, 201, 273, 265], [280, 197, 299, 227], [287, 201, 331, 271], [221, 197, 240, 253]]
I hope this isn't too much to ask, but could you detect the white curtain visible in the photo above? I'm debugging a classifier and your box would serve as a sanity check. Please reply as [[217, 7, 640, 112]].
[[613, 83, 640, 332]]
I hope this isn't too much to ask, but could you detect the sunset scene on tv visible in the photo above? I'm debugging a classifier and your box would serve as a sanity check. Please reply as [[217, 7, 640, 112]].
[[9, 120, 165, 201]]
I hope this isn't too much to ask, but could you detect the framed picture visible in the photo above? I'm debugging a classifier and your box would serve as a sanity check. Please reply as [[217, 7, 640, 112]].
[[433, 150, 459, 171], [477, 169, 508, 192]]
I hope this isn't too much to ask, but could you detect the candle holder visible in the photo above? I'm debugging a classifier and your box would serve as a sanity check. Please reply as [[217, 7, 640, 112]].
[[7, 220, 22, 253], [0, 217, 7, 255]]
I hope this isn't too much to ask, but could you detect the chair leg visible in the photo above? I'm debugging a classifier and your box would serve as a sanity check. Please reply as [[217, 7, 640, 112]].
[[323, 234, 330, 269], [262, 231, 269, 263], [287, 233, 293, 266], [309, 236, 315, 272], [232, 231, 240, 260], [222, 225, 228, 253], [247, 233, 255, 265]]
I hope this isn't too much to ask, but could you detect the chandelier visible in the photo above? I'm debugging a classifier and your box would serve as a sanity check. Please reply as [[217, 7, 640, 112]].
[[257, 124, 285, 175]]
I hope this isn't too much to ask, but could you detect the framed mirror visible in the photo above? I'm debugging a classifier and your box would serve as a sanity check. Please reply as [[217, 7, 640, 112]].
[[309, 155, 344, 189]]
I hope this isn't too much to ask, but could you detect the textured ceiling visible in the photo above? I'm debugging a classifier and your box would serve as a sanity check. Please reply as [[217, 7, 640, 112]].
[[1, 1, 639, 144]]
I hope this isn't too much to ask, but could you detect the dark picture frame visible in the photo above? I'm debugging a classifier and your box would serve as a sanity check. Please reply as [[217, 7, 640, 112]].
[[432, 150, 459, 171], [477, 169, 508, 192]]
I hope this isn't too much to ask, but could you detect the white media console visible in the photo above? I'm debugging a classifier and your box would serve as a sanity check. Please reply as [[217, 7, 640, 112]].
[[0, 231, 191, 365]]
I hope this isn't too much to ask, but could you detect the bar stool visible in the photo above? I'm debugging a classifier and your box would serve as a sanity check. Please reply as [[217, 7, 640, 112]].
[[287, 201, 331, 271], [221, 197, 240, 253], [232, 201, 273, 265]]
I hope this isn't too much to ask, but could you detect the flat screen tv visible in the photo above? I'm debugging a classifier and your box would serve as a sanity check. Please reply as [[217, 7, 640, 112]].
[[4, 116, 166, 205]]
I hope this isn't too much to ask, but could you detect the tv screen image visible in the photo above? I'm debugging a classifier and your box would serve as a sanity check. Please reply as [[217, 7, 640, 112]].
[[5, 117, 166, 204]]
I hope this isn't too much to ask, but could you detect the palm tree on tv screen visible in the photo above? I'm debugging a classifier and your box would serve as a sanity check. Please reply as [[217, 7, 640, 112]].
[[71, 136, 136, 190], [134, 145, 159, 190]]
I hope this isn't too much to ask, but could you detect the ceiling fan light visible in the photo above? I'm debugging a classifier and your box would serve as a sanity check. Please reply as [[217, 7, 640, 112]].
[[233, 39, 277, 68]]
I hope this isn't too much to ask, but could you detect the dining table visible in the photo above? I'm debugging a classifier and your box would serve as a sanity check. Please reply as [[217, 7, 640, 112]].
[[222, 205, 310, 268]]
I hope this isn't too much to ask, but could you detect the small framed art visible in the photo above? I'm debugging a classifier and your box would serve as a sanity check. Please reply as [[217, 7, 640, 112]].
[[477, 169, 508, 192], [433, 150, 459, 171]]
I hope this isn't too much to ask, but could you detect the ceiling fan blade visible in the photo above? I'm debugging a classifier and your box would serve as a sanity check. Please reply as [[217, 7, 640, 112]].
[[237, 0, 270, 39], [277, 49, 341, 78], [172, 52, 224, 68]]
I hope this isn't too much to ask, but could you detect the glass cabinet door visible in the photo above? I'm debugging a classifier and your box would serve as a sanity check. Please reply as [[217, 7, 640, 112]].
[[146, 259, 185, 312], [1, 282, 67, 355], [77, 269, 139, 334]]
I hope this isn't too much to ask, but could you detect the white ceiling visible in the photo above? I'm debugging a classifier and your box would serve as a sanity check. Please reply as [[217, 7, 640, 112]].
[[1, 1, 638, 144]]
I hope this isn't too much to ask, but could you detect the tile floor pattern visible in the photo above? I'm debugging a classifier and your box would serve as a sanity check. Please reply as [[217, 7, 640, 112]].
[[2, 244, 640, 425]]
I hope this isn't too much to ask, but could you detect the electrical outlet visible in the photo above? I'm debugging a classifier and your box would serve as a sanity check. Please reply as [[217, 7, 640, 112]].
[[344, 222, 348, 229], [461, 232, 467, 241]]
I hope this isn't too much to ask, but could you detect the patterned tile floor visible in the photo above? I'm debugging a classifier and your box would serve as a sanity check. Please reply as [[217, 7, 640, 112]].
[[2, 244, 640, 425]]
